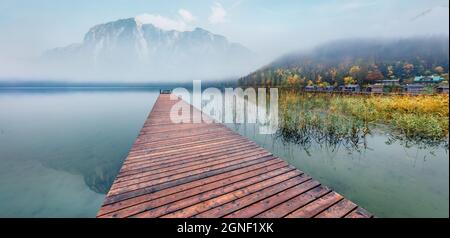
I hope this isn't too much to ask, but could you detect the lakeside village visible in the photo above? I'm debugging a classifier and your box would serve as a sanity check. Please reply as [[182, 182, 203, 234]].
[[290, 75, 447, 94], [239, 66, 450, 95], [327, 75, 448, 94]]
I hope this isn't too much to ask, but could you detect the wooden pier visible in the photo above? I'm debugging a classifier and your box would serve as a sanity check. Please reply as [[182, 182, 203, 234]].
[[97, 94, 372, 218]]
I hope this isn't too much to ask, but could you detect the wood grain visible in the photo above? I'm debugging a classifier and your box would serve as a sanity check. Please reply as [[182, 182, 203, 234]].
[[97, 94, 372, 218]]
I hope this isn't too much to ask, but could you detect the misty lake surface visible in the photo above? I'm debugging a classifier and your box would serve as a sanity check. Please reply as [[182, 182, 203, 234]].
[[0, 88, 448, 218], [0, 88, 159, 217]]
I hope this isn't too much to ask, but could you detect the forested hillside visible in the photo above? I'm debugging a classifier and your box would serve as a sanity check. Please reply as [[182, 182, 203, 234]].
[[239, 37, 449, 88]]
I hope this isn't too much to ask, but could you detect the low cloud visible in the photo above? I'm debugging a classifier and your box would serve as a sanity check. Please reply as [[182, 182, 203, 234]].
[[178, 9, 196, 23], [209, 3, 227, 24], [135, 9, 197, 31]]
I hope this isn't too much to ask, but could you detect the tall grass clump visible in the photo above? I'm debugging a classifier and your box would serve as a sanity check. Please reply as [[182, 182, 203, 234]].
[[278, 91, 449, 145]]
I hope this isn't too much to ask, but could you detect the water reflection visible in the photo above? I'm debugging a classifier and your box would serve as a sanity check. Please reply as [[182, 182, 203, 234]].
[[39, 149, 124, 194], [275, 124, 369, 155], [226, 90, 448, 217], [0, 88, 158, 217], [276, 124, 448, 156], [0, 88, 448, 217], [228, 121, 449, 217]]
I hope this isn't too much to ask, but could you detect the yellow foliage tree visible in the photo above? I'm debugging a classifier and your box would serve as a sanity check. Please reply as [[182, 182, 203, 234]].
[[344, 76, 355, 85], [442, 73, 449, 81], [387, 65, 394, 78], [330, 68, 338, 83], [287, 74, 300, 87], [316, 75, 323, 85], [299, 76, 306, 85], [276, 69, 284, 77], [435, 66, 444, 75], [349, 66, 361, 77]]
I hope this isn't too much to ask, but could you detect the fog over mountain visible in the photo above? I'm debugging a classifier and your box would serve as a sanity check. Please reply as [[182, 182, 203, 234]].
[[1, 1, 448, 83], [271, 36, 449, 68], [41, 18, 258, 82], [240, 36, 449, 87]]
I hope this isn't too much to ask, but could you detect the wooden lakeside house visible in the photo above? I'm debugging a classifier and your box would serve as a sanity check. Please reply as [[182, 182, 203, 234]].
[[367, 84, 384, 94], [378, 79, 401, 86], [318, 86, 335, 92], [340, 85, 360, 93], [437, 85, 449, 94], [404, 84, 425, 94], [305, 86, 316, 92], [414, 75, 444, 85]]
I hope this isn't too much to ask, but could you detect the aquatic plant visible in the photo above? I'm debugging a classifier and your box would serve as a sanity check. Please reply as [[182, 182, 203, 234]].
[[278, 91, 449, 148], [278, 93, 371, 153]]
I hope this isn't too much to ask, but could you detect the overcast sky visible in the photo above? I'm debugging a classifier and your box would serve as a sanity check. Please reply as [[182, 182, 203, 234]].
[[0, 0, 448, 79]]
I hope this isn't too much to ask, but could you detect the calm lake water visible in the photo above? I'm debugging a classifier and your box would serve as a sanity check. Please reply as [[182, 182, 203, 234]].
[[0, 88, 448, 217], [227, 123, 449, 218], [0, 88, 159, 217]]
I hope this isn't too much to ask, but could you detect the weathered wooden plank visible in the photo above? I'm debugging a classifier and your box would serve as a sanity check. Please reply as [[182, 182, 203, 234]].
[[108, 152, 273, 195], [315, 199, 358, 218], [208, 179, 320, 218], [125, 139, 256, 164], [163, 174, 311, 218], [118, 147, 266, 178], [133, 168, 301, 218], [129, 132, 240, 155], [99, 159, 285, 217], [103, 156, 276, 205], [345, 207, 373, 218], [99, 161, 288, 218], [124, 141, 259, 166], [127, 137, 252, 161], [254, 186, 330, 218], [112, 149, 271, 188], [97, 94, 373, 218], [285, 192, 344, 218], [129, 132, 237, 154]]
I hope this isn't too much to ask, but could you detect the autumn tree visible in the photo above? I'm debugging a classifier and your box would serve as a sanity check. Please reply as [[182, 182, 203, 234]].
[[330, 68, 338, 84], [403, 63, 414, 77], [349, 66, 361, 78], [299, 76, 306, 85], [387, 65, 395, 78], [287, 74, 300, 87], [435, 66, 444, 75], [316, 74, 323, 86], [366, 70, 384, 82], [344, 76, 356, 85], [442, 73, 449, 81]]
